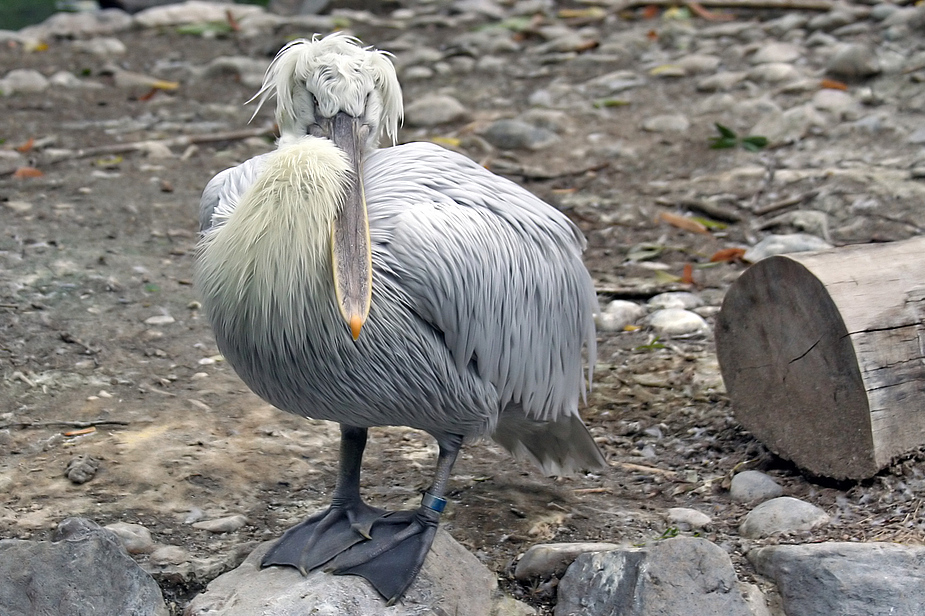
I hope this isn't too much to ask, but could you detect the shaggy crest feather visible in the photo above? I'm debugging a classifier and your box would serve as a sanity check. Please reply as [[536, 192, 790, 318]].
[[250, 32, 402, 146]]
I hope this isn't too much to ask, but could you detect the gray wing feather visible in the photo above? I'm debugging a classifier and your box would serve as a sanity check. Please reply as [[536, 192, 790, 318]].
[[199, 154, 272, 233], [365, 142, 598, 424]]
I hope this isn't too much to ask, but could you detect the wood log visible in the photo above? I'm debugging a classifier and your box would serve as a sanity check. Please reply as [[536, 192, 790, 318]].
[[715, 236, 925, 480]]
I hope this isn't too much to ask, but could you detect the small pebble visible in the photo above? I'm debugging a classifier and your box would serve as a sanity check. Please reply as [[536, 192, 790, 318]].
[[743, 234, 832, 262], [105, 522, 155, 554], [595, 300, 645, 332], [144, 315, 175, 325], [403, 94, 469, 127], [647, 309, 708, 337], [192, 514, 248, 533], [150, 545, 190, 566], [64, 455, 100, 484], [514, 542, 620, 580], [667, 507, 712, 529], [730, 470, 784, 503], [739, 497, 830, 539]]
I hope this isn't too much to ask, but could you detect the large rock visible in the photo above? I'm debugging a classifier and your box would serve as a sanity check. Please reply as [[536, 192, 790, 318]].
[[749, 542, 925, 616], [186, 529, 521, 615], [0, 518, 168, 616], [555, 537, 752, 616]]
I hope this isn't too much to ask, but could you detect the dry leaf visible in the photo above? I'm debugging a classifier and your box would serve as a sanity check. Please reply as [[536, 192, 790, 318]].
[[681, 263, 695, 285], [687, 2, 734, 20], [820, 78, 848, 91], [710, 247, 747, 262], [658, 211, 710, 235], [13, 166, 43, 179], [16, 137, 34, 152]]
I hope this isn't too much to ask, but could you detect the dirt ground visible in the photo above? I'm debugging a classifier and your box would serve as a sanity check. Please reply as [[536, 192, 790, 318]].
[[1, 12, 923, 615]]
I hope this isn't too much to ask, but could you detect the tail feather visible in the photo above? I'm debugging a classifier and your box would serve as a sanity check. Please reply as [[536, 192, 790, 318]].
[[491, 407, 606, 476]]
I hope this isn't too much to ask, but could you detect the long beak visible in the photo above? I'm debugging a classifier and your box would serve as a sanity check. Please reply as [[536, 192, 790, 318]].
[[330, 112, 372, 341]]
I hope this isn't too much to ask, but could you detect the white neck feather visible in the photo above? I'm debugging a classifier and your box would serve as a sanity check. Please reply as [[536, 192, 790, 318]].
[[196, 137, 351, 338]]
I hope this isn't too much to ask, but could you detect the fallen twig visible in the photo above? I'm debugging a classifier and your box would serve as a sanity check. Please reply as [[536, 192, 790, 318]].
[[0, 419, 131, 430], [605, 0, 833, 10], [616, 461, 678, 476], [0, 125, 276, 177], [753, 190, 819, 216]]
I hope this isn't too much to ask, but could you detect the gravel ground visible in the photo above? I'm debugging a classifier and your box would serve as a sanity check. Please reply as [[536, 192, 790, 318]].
[[0, 1, 923, 613]]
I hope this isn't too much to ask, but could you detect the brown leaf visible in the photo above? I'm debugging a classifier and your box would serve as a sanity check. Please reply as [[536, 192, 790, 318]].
[[681, 263, 695, 285], [658, 211, 710, 235], [709, 247, 747, 262], [13, 166, 43, 179], [820, 78, 848, 91], [687, 1, 734, 21], [15, 137, 34, 152]]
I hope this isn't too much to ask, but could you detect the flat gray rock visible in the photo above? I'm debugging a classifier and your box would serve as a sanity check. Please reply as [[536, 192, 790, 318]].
[[739, 496, 830, 539], [186, 529, 517, 616], [0, 518, 168, 616], [555, 537, 752, 616], [749, 542, 925, 616], [515, 542, 621, 581]]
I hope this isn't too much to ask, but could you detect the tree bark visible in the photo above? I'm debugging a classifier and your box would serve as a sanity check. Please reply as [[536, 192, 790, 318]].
[[716, 236, 925, 480]]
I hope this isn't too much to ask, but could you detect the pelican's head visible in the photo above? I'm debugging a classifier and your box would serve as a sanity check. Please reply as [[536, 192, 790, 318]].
[[251, 33, 403, 340], [253, 32, 402, 150]]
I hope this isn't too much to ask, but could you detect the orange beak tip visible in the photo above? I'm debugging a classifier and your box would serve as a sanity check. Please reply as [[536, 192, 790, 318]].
[[350, 315, 364, 341]]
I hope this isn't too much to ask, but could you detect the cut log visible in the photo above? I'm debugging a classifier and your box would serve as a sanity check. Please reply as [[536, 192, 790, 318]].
[[715, 236, 925, 480]]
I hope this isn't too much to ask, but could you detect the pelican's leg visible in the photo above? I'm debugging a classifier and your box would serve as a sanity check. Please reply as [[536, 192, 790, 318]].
[[327, 433, 464, 604], [262, 425, 387, 573]]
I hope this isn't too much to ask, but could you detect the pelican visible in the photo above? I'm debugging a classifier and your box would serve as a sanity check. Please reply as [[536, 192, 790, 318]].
[[195, 32, 605, 603]]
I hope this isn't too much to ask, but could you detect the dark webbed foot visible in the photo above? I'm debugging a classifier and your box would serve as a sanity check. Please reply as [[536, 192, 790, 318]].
[[261, 498, 388, 573], [327, 496, 445, 603]]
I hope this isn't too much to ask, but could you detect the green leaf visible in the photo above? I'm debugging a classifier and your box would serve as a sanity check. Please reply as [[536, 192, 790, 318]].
[[593, 98, 631, 108], [714, 123, 737, 139], [741, 135, 768, 151], [709, 136, 737, 149], [690, 216, 727, 230]]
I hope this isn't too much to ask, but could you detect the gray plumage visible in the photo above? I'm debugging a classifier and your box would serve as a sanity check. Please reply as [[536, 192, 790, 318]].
[[198, 140, 603, 474]]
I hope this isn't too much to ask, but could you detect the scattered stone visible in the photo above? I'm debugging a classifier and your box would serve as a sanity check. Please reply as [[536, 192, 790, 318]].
[[555, 538, 752, 616], [595, 300, 645, 332], [481, 119, 559, 150], [826, 43, 881, 79], [403, 94, 470, 127], [0, 518, 167, 616], [65, 455, 100, 484], [749, 104, 826, 145], [748, 62, 801, 83], [642, 114, 690, 133], [192, 514, 248, 533], [4, 201, 33, 213], [149, 544, 190, 566], [751, 42, 802, 64], [0, 69, 49, 96], [647, 309, 708, 337], [200, 56, 270, 89], [19, 9, 133, 39], [186, 530, 524, 616], [729, 470, 783, 503], [514, 542, 621, 581], [695, 71, 748, 92], [71, 37, 127, 57], [812, 88, 859, 119], [666, 507, 712, 529], [750, 542, 925, 616], [104, 522, 156, 555], [743, 233, 833, 262], [133, 1, 265, 28], [144, 315, 176, 325], [675, 54, 721, 74], [647, 291, 702, 310], [739, 496, 830, 538]]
